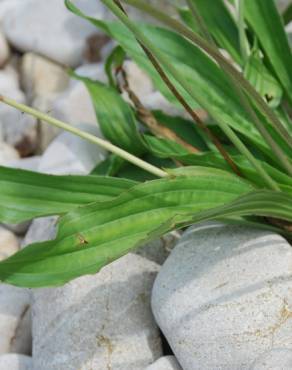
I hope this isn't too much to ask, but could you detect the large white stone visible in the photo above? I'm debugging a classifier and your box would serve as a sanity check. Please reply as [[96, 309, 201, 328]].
[[146, 356, 182, 370], [0, 28, 9, 67], [0, 354, 32, 370], [152, 223, 292, 370], [0, 142, 19, 165], [21, 53, 69, 100], [32, 253, 162, 370], [38, 123, 105, 175], [0, 226, 19, 261], [250, 348, 292, 369], [0, 284, 31, 354], [2, 0, 108, 67], [0, 65, 37, 148], [5, 156, 41, 172]]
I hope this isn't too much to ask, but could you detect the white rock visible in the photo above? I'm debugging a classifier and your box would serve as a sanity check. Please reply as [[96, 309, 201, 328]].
[[0, 66, 37, 149], [250, 348, 292, 370], [0, 142, 19, 164], [38, 123, 105, 175], [52, 63, 106, 126], [2, 0, 108, 67], [276, 0, 291, 11], [32, 94, 64, 152], [0, 226, 19, 261], [123, 61, 154, 100], [0, 354, 32, 370], [0, 284, 31, 354], [0, 29, 9, 67], [21, 53, 69, 99], [146, 356, 182, 370], [5, 156, 41, 171], [143, 91, 185, 117], [32, 253, 162, 370], [152, 223, 292, 370]]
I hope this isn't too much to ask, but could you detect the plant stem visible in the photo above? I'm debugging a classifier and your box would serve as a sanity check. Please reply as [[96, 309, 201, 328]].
[[103, 0, 280, 191], [121, 0, 292, 152], [0, 95, 167, 178]]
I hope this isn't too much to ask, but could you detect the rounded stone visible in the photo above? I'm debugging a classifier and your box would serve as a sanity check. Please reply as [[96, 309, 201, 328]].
[[152, 223, 292, 370]]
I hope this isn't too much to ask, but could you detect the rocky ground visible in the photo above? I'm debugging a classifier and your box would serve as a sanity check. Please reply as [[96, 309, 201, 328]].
[[0, 1, 292, 369]]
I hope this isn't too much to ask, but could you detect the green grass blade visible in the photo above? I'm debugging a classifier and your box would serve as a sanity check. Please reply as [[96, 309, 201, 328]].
[[0, 168, 253, 287], [244, 0, 292, 104], [0, 166, 137, 223]]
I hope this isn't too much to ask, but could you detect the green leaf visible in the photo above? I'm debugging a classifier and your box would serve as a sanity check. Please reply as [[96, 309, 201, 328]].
[[65, 0, 272, 158], [105, 45, 126, 88], [152, 111, 208, 151], [0, 167, 254, 287], [71, 72, 144, 154], [177, 6, 200, 33], [0, 166, 137, 224], [244, 0, 292, 103], [91, 155, 125, 177], [188, 0, 242, 65], [244, 48, 283, 108]]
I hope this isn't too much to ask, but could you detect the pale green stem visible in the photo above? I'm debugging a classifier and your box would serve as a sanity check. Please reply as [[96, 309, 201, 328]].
[[121, 0, 292, 152], [0, 95, 167, 178], [103, 0, 280, 191]]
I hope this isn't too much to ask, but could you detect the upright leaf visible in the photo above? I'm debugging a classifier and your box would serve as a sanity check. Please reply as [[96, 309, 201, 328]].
[[244, 0, 292, 103], [188, 0, 242, 64], [71, 72, 145, 154]]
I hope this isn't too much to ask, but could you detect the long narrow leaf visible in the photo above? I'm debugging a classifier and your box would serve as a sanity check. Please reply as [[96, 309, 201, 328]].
[[0, 166, 137, 223], [244, 0, 292, 103], [1, 166, 291, 288]]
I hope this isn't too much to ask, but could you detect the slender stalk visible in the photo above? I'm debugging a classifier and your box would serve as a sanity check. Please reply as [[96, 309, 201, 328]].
[[120, 0, 292, 152], [0, 95, 167, 178], [102, 0, 280, 191]]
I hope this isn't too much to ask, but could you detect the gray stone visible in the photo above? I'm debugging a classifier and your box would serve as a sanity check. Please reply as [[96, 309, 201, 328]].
[[146, 356, 182, 370], [136, 232, 180, 265], [250, 348, 292, 370], [32, 253, 162, 370], [152, 223, 292, 370], [0, 354, 32, 370], [2, 0, 108, 67], [0, 284, 31, 354]]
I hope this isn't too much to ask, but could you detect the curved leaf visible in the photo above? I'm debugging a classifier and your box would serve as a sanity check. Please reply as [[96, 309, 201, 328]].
[[0, 166, 137, 223], [0, 168, 254, 287], [65, 0, 285, 163]]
